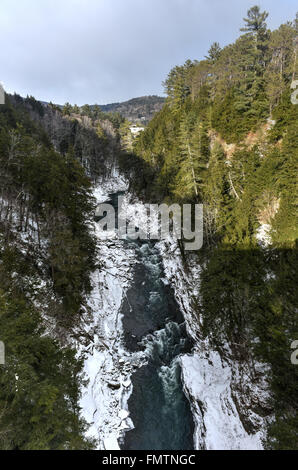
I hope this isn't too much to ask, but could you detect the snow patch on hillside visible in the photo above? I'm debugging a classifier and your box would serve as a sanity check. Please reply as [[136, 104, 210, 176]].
[[93, 171, 128, 204], [256, 224, 271, 247]]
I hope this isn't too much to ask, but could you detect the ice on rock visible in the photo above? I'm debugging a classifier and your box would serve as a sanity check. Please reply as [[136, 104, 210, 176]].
[[118, 409, 130, 420], [104, 435, 120, 451], [79, 178, 142, 449], [122, 379, 131, 388], [181, 351, 266, 450]]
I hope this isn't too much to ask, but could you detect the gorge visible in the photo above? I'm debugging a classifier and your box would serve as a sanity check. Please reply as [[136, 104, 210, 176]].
[[79, 176, 271, 450], [0, 5, 297, 450]]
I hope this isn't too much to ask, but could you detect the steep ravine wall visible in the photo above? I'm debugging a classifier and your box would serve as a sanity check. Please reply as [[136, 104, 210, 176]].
[[8, 94, 119, 181], [156, 238, 273, 449]]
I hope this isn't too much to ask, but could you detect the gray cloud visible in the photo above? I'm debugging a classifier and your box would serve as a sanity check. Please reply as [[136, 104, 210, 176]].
[[0, 0, 296, 104]]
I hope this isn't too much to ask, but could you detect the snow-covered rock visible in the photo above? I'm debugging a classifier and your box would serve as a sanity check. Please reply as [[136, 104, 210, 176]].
[[256, 224, 272, 247], [79, 177, 146, 450]]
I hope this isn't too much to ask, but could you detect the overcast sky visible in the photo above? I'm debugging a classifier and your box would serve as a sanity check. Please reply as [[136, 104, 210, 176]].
[[0, 0, 297, 105]]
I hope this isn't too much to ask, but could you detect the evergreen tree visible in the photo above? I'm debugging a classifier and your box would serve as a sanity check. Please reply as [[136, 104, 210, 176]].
[[240, 5, 269, 38], [205, 42, 221, 63]]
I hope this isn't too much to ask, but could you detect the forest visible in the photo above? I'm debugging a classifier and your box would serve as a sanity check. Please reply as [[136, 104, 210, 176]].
[[0, 95, 100, 449]]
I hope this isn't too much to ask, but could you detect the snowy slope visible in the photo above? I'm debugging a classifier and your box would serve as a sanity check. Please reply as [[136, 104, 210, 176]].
[[157, 238, 272, 450]]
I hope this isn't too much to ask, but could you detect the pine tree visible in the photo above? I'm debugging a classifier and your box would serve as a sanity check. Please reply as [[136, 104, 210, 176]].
[[205, 42, 221, 63], [240, 5, 269, 38], [62, 102, 72, 116]]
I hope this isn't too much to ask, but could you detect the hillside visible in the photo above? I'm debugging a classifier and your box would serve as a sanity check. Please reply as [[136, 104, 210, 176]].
[[98, 95, 165, 124], [0, 93, 121, 449], [119, 6, 298, 450]]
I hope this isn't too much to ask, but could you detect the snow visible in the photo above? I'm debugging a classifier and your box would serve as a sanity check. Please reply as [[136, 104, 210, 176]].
[[156, 236, 272, 450], [80, 175, 272, 450], [118, 409, 130, 420], [122, 379, 131, 388], [255, 224, 272, 247], [181, 351, 265, 450], [104, 435, 120, 451], [79, 176, 146, 450], [93, 171, 128, 204], [130, 126, 145, 135]]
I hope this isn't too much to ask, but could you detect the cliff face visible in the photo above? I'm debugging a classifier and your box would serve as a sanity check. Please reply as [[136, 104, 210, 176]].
[[156, 239, 273, 449]]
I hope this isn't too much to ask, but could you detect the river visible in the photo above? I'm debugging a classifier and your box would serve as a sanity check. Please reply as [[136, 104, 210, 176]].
[[104, 192, 195, 450]]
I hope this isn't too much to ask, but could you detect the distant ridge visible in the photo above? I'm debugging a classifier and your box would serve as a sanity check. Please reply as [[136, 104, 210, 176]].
[[97, 95, 165, 124], [36, 95, 165, 125]]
